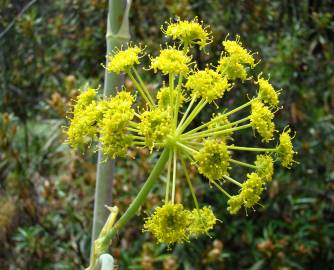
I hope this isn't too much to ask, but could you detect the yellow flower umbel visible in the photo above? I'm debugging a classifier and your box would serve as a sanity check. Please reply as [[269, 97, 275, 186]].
[[138, 108, 172, 150], [227, 172, 264, 214], [189, 206, 217, 237], [106, 45, 143, 74], [143, 203, 191, 245], [257, 76, 280, 107], [277, 128, 297, 168], [217, 36, 256, 81], [144, 204, 217, 245], [250, 100, 275, 142], [99, 91, 135, 158], [162, 17, 212, 49], [150, 47, 191, 75], [185, 68, 231, 102], [66, 88, 101, 149], [227, 195, 243, 215], [66, 19, 297, 253], [195, 140, 230, 181], [223, 38, 255, 67], [255, 154, 274, 182]]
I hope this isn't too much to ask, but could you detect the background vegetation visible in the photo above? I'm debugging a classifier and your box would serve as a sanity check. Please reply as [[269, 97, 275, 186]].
[[1, 0, 333, 269]]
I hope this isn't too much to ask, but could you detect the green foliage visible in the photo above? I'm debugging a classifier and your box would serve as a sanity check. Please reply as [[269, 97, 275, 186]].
[[1, 0, 334, 269]]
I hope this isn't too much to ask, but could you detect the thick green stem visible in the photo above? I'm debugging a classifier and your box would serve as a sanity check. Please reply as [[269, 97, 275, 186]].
[[98, 149, 170, 251], [91, 0, 131, 252]]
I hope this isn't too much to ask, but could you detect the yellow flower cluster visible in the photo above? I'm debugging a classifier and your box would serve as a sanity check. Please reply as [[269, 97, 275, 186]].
[[255, 154, 274, 182], [66, 88, 136, 158], [99, 91, 135, 158], [106, 45, 143, 74], [217, 36, 255, 80], [195, 140, 230, 181], [143, 203, 216, 245], [157, 86, 184, 110], [76, 88, 97, 108], [223, 38, 255, 66], [240, 173, 264, 208], [150, 48, 191, 75], [258, 77, 280, 107], [66, 88, 101, 148], [227, 172, 264, 214], [185, 69, 231, 102], [143, 203, 191, 245], [277, 128, 296, 168], [250, 100, 275, 142], [139, 108, 172, 149], [189, 206, 217, 237], [162, 18, 211, 49]]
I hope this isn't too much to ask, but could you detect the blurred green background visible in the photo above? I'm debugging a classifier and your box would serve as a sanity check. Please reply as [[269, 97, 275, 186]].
[[1, 0, 334, 269]]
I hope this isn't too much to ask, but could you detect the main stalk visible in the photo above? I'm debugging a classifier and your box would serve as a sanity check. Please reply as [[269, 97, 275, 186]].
[[91, 0, 131, 251]]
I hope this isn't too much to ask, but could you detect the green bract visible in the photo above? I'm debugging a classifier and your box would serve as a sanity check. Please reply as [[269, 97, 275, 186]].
[[66, 18, 296, 247]]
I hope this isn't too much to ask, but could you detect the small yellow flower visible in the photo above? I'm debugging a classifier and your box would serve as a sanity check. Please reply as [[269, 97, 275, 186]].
[[143, 203, 191, 245], [257, 77, 280, 107], [150, 47, 191, 75], [255, 154, 274, 182], [250, 100, 275, 142], [189, 206, 217, 237], [195, 139, 230, 181], [277, 128, 296, 168], [106, 45, 143, 74], [138, 108, 172, 149], [185, 68, 231, 102], [162, 18, 211, 49]]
